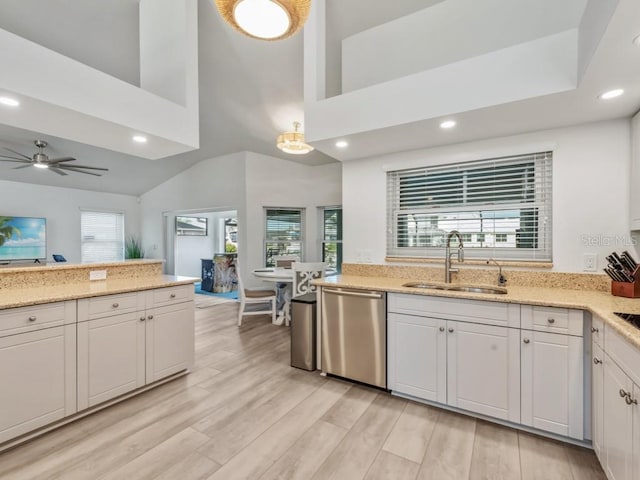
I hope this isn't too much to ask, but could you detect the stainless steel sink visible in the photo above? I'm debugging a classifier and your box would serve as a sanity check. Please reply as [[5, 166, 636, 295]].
[[402, 282, 507, 295]]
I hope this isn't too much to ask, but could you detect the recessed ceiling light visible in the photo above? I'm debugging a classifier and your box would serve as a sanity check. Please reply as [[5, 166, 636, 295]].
[[633, 34, 640, 46], [0, 97, 20, 107], [599, 89, 624, 100], [440, 120, 457, 129], [133, 135, 148, 143], [336, 140, 348, 148]]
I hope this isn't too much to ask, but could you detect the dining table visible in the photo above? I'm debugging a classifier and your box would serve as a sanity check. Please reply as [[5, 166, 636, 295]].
[[251, 267, 294, 326]]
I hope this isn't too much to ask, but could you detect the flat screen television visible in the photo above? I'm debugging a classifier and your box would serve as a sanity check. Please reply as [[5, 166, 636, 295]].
[[0, 216, 47, 262]]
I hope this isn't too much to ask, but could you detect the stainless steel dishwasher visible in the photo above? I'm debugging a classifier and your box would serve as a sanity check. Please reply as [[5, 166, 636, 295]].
[[321, 287, 386, 389]]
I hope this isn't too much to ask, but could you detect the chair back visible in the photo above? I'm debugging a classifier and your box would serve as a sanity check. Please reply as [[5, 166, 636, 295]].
[[273, 255, 300, 269], [235, 259, 246, 299], [292, 262, 326, 296]]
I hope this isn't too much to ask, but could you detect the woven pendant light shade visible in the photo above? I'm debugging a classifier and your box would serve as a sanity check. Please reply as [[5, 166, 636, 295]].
[[215, 0, 311, 41]]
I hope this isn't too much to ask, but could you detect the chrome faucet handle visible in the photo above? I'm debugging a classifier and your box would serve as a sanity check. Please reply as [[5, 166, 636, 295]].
[[458, 245, 464, 262]]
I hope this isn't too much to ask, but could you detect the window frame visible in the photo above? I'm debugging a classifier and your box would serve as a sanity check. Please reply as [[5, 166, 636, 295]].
[[80, 209, 125, 263], [386, 152, 553, 262], [264, 207, 305, 267], [319, 206, 343, 273]]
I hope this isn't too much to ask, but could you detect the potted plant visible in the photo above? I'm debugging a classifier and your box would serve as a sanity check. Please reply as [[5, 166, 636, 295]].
[[125, 235, 144, 259]]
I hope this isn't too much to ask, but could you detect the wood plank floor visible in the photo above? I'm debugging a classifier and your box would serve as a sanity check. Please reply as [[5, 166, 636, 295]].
[[0, 299, 607, 480]]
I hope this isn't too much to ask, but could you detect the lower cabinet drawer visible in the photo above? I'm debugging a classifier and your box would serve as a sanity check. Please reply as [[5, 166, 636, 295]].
[[521, 305, 583, 336], [0, 301, 74, 338], [149, 285, 194, 307]]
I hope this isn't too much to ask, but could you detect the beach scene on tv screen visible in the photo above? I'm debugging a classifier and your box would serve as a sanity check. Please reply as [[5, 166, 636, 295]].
[[0, 216, 46, 261]]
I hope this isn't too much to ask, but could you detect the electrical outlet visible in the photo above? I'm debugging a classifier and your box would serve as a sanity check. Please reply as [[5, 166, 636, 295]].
[[583, 253, 598, 272], [89, 270, 107, 281]]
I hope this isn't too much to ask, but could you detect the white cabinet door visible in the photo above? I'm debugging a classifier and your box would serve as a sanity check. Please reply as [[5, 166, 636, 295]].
[[77, 311, 146, 410], [592, 342, 605, 461], [603, 354, 634, 480], [387, 313, 446, 402], [145, 301, 195, 383], [0, 326, 76, 443], [447, 320, 520, 422], [633, 383, 640, 480], [521, 330, 584, 439]]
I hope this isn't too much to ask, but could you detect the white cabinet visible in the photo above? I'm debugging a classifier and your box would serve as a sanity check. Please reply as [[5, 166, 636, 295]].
[[387, 294, 521, 423], [387, 313, 446, 403], [447, 320, 521, 422], [0, 301, 76, 444], [593, 342, 605, 461], [77, 286, 194, 410], [630, 111, 640, 230], [521, 329, 584, 439]]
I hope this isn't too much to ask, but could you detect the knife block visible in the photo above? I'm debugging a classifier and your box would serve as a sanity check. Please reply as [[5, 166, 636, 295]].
[[611, 266, 640, 298]]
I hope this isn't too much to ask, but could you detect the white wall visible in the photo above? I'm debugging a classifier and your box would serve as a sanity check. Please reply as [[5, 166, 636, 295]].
[[244, 153, 342, 281], [343, 119, 634, 273], [0, 179, 140, 264]]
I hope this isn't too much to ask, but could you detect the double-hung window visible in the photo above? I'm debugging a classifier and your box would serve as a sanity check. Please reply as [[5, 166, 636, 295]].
[[264, 208, 304, 267], [80, 210, 125, 263], [320, 207, 342, 272], [387, 152, 553, 262]]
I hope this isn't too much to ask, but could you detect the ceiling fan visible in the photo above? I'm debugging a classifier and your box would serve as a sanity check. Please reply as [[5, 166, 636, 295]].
[[0, 140, 109, 176]]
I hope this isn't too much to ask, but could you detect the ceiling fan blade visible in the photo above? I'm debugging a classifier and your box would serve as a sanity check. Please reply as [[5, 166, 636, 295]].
[[57, 166, 103, 176], [0, 157, 30, 163], [13, 164, 34, 170], [57, 164, 108, 171], [49, 166, 69, 176], [3, 147, 31, 160], [48, 157, 76, 164]]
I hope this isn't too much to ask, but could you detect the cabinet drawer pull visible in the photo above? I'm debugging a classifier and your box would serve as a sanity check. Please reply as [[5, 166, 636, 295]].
[[112, 303, 119, 308], [591, 327, 599, 333], [439, 327, 445, 332], [170, 293, 176, 299], [140, 317, 146, 322], [547, 318, 555, 324], [593, 357, 602, 365], [523, 338, 530, 344], [620, 388, 629, 398], [28, 316, 37, 322], [626, 395, 638, 406], [147, 315, 154, 320]]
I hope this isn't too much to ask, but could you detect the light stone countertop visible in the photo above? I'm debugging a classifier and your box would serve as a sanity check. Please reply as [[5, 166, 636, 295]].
[[316, 274, 640, 349], [0, 258, 164, 274], [0, 275, 198, 310]]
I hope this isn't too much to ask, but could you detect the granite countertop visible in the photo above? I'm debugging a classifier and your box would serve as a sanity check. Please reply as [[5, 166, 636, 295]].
[[0, 275, 198, 310], [0, 259, 164, 274], [315, 274, 640, 349]]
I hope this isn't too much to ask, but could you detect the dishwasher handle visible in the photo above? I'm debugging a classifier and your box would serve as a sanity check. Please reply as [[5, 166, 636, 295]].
[[323, 288, 384, 299]]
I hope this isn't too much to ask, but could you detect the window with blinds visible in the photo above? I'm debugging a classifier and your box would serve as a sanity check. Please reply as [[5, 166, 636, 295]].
[[387, 152, 552, 261], [264, 208, 304, 266], [321, 207, 342, 272], [81, 210, 125, 263]]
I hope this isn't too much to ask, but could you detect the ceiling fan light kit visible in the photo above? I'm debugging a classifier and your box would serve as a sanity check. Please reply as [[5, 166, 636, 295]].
[[277, 121, 314, 155], [215, 0, 311, 41], [0, 140, 109, 176]]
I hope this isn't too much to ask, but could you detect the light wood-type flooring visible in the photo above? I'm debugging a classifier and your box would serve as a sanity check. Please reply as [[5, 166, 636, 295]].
[[0, 299, 607, 480]]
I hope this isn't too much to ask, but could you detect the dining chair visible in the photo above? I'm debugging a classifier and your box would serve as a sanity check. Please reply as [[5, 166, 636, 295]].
[[273, 255, 300, 269], [236, 261, 277, 326], [292, 262, 327, 297]]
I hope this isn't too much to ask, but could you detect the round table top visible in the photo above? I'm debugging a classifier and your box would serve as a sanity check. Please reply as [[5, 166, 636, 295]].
[[251, 268, 294, 282]]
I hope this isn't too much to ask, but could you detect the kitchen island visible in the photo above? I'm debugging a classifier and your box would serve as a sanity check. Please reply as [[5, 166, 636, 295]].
[[0, 260, 197, 450]]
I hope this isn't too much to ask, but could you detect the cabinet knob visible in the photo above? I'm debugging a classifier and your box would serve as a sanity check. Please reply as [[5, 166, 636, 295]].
[[591, 327, 599, 333], [28, 316, 36, 322], [593, 357, 602, 365], [626, 395, 638, 406], [112, 303, 119, 308], [620, 388, 629, 398], [547, 318, 555, 324], [170, 293, 176, 299], [523, 338, 530, 344], [147, 315, 154, 320], [448, 328, 454, 333], [140, 317, 146, 322], [439, 327, 445, 332]]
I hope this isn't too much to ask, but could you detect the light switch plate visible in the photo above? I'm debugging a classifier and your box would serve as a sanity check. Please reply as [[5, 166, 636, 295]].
[[89, 270, 107, 281], [583, 253, 598, 272]]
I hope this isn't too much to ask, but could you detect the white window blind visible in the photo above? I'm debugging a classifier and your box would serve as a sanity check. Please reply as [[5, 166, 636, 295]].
[[264, 208, 304, 266], [81, 210, 124, 263], [387, 152, 552, 261]]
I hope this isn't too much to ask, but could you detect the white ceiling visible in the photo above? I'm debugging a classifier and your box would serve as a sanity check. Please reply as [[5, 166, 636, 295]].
[[0, 0, 638, 195]]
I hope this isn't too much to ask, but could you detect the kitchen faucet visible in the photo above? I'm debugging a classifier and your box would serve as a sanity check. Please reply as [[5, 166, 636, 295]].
[[487, 258, 507, 286], [444, 230, 464, 283]]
